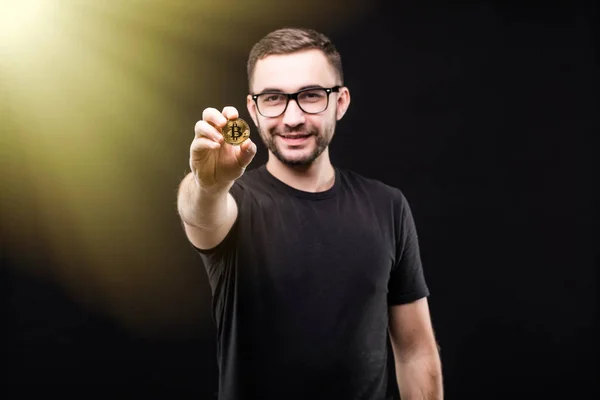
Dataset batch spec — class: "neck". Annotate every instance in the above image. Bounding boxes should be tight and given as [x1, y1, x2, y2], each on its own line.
[266, 149, 335, 193]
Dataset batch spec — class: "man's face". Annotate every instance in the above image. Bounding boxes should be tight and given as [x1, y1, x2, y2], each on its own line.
[247, 49, 350, 167]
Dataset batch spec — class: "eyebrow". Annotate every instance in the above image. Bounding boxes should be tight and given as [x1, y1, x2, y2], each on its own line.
[258, 85, 324, 93]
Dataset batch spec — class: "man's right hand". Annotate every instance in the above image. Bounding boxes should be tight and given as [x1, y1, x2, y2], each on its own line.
[190, 106, 257, 190]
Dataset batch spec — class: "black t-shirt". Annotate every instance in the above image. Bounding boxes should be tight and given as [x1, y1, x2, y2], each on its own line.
[194, 165, 429, 400]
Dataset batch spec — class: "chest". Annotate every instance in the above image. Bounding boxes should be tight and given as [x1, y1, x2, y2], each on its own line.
[236, 194, 395, 300]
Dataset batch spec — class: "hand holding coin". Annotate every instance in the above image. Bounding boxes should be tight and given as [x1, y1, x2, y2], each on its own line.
[191, 106, 256, 189]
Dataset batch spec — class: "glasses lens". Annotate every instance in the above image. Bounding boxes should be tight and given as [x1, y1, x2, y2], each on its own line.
[257, 93, 287, 117]
[298, 89, 328, 114]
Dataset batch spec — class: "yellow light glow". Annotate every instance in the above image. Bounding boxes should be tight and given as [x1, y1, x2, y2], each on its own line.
[2, 0, 376, 339]
[0, 0, 47, 43]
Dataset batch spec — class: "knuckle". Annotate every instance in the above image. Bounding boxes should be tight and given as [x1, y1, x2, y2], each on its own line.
[194, 120, 205, 133]
[194, 120, 214, 138]
[191, 137, 208, 151]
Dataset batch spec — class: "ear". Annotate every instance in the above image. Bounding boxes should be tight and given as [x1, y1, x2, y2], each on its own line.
[247, 94, 259, 127]
[335, 86, 351, 121]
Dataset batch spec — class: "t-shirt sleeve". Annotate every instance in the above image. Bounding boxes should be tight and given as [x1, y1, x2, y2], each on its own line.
[387, 192, 430, 305]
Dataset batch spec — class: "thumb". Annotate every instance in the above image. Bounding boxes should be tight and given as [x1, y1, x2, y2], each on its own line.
[236, 139, 257, 169]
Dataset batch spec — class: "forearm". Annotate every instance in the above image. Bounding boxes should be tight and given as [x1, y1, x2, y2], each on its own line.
[177, 172, 232, 230]
[395, 352, 443, 400]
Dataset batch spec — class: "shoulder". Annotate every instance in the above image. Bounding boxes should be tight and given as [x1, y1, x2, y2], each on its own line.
[337, 167, 407, 203]
[229, 165, 284, 209]
[233, 165, 266, 188]
[230, 165, 269, 197]
[337, 167, 415, 225]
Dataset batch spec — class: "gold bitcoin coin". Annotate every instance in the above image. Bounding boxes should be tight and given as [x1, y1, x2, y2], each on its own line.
[222, 118, 250, 146]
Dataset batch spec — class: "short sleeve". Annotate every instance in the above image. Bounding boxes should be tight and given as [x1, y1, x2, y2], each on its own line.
[387, 192, 430, 305]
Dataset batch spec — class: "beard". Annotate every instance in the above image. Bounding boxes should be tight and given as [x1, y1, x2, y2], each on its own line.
[257, 119, 335, 167]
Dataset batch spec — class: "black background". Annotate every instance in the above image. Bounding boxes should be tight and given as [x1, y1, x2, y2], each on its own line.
[2, 1, 596, 398]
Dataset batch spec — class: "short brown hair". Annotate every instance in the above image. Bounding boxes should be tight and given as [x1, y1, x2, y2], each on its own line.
[247, 27, 344, 91]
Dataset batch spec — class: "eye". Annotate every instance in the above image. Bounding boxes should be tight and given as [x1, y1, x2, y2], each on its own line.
[261, 93, 285, 103]
[299, 90, 325, 102]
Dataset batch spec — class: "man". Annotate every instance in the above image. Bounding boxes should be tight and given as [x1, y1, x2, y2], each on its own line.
[177, 27, 443, 400]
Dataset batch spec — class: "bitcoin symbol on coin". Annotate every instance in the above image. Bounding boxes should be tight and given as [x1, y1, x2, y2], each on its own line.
[231, 123, 242, 139]
[222, 118, 250, 145]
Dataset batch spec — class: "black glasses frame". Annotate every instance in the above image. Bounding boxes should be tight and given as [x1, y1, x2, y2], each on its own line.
[251, 86, 342, 117]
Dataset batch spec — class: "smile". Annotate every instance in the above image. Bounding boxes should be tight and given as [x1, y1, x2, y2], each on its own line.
[280, 134, 311, 138]
[279, 134, 311, 144]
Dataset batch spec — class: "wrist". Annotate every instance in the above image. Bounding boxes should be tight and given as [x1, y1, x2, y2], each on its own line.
[190, 172, 233, 197]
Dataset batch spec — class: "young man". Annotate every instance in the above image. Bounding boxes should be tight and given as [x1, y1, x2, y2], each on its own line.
[177, 27, 443, 400]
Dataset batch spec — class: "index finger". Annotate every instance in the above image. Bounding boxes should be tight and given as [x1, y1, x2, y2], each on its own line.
[222, 106, 239, 121]
[202, 107, 228, 129]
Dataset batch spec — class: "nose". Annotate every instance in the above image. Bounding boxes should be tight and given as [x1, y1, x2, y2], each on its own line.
[281, 98, 306, 128]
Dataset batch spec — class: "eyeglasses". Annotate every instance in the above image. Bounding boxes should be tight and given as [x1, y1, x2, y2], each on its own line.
[251, 86, 341, 118]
